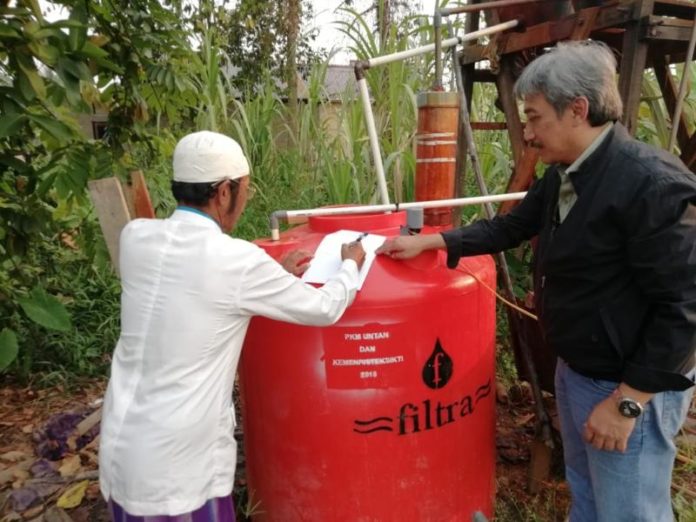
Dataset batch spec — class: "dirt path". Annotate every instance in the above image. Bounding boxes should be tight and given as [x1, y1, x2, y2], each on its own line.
[1, 379, 693, 521]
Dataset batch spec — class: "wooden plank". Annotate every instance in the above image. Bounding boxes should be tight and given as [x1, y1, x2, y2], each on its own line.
[459, 2, 638, 64]
[472, 68, 497, 83]
[681, 132, 696, 171]
[128, 170, 156, 218]
[619, 3, 654, 135]
[495, 55, 540, 215]
[654, 0, 696, 19]
[454, 85, 471, 224]
[648, 16, 695, 28]
[88, 178, 131, 275]
[653, 54, 691, 150]
[496, 57, 525, 170]
[471, 121, 508, 130]
[454, 2, 482, 210]
[645, 17, 696, 40]
[499, 147, 539, 215]
[650, 41, 696, 63]
[570, 6, 601, 40]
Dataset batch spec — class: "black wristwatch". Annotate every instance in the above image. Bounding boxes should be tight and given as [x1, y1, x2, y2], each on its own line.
[617, 396, 644, 418]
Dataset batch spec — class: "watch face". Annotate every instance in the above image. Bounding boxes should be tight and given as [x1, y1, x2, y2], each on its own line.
[619, 399, 643, 418]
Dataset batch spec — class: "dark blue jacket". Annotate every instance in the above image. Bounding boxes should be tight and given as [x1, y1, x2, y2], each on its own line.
[442, 123, 696, 393]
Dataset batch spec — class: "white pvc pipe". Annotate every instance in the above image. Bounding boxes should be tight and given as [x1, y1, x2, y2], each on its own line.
[357, 18, 520, 208]
[358, 77, 391, 205]
[366, 20, 519, 68]
[368, 37, 460, 68]
[270, 192, 527, 239]
[296, 191, 524, 217]
[288, 192, 526, 219]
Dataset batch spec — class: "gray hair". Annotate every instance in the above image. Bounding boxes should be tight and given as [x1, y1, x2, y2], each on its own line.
[514, 41, 623, 126]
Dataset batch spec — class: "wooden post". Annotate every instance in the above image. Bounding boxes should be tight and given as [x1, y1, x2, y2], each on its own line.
[653, 55, 691, 152]
[129, 171, 156, 219]
[88, 172, 156, 274]
[88, 178, 131, 275]
[680, 133, 696, 171]
[619, 0, 654, 135]
[495, 55, 539, 215]
[454, 1, 482, 226]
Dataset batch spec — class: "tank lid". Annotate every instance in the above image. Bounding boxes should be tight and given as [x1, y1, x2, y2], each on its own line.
[309, 210, 406, 234]
[417, 91, 460, 108]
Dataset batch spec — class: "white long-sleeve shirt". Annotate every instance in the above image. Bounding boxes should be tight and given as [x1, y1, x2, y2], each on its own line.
[99, 209, 359, 515]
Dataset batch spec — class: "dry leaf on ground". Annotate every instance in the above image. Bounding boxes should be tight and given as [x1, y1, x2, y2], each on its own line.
[56, 480, 89, 509]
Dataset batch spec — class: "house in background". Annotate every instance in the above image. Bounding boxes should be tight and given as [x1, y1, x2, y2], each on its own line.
[78, 64, 357, 141]
[77, 108, 109, 140]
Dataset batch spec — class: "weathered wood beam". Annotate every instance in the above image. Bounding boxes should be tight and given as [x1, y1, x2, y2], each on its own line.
[88, 178, 131, 275]
[472, 69, 497, 83]
[495, 56, 540, 215]
[454, 1, 482, 220]
[128, 170, 156, 219]
[680, 132, 696, 171]
[653, 54, 691, 151]
[654, 0, 696, 20]
[649, 42, 696, 64]
[496, 56, 525, 169]
[499, 147, 539, 215]
[459, 2, 638, 64]
[619, 1, 654, 135]
[471, 122, 508, 130]
[645, 16, 696, 41]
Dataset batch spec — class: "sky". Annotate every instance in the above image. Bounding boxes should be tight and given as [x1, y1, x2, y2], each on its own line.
[40, 0, 441, 65]
[310, 0, 438, 64]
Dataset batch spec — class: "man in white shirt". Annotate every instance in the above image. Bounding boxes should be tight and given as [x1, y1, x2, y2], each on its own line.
[99, 131, 365, 521]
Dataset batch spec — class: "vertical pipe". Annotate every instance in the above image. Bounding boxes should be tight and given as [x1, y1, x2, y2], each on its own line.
[434, 9, 443, 89]
[356, 68, 391, 205]
[452, 44, 553, 452]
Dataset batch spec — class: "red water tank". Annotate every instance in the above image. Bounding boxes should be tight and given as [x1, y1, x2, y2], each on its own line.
[239, 211, 497, 521]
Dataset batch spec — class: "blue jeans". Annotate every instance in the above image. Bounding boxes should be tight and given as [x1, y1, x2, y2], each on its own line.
[555, 359, 694, 522]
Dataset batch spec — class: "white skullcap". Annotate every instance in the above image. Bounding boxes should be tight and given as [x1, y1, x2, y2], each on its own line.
[173, 131, 250, 183]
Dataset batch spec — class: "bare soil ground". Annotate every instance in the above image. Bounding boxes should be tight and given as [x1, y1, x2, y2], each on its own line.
[1, 379, 694, 521]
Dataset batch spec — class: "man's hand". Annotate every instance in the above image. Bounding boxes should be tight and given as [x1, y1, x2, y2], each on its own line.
[583, 395, 636, 452]
[281, 249, 313, 277]
[375, 234, 445, 260]
[341, 241, 366, 270]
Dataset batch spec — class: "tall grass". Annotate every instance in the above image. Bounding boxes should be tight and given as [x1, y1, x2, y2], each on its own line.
[219, 2, 507, 243]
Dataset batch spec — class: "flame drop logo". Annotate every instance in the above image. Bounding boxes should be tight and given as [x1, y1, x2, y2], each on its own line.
[422, 339, 453, 389]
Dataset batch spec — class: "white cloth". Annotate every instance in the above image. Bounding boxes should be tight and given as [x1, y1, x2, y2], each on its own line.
[99, 209, 359, 515]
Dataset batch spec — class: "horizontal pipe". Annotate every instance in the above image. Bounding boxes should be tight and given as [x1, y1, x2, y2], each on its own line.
[441, 0, 552, 16]
[365, 19, 518, 68]
[367, 36, 460, 68]
[269, 192, 527, 239]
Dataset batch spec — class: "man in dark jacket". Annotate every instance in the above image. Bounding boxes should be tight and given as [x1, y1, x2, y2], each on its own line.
[377, 41, 695, 521]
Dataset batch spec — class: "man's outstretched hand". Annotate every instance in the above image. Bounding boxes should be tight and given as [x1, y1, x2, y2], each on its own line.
[375, 234, 445, 260]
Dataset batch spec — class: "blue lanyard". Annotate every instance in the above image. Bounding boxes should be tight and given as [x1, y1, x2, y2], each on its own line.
[177, 206, 219, 228]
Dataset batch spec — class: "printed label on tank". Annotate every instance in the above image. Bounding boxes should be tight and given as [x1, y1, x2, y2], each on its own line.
[323, 324, 407, 389]
[352, 379, 492, 436]
[422, 339, 453, 389]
